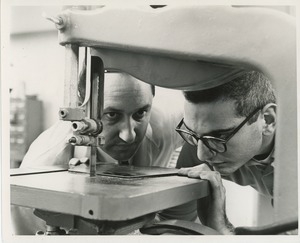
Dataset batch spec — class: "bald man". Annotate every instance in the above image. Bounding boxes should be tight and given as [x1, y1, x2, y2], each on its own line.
[12, 72, 184, 234]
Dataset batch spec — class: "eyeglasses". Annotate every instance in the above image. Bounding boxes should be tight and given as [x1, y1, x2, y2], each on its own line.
[175, 108, 261, 153]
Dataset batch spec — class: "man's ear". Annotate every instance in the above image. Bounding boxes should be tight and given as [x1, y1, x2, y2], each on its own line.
[261, 103, 276, 136]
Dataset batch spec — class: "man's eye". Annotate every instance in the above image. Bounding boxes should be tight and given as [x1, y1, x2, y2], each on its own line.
[104, 112, 119, 120]
[218, 134, 227, 139]
[212, 133, 229, 140]
[133, 110, 147, 120]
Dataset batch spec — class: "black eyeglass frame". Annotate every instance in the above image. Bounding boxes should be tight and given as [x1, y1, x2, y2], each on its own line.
[175, 108, 261, 153]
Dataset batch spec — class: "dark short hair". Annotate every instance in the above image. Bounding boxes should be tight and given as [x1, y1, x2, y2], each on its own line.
[183, 70, 276, 124]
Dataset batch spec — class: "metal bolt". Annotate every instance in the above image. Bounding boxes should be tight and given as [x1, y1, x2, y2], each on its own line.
[69, 158, 81, 166]
[42, 13, 65, 30]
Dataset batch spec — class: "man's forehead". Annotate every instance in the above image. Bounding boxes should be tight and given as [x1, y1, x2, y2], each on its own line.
[184, 100, 237, 117]
[104, 72, 152, 94]
[183, 100, 240, 131]
[103, 72, 153, 110]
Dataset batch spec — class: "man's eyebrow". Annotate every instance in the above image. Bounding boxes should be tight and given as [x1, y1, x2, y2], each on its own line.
[132, 104, 152, 114]
[184, 121, 235, 136]
[103, 104, 151, 113]
[135, 104, 151, 111]
[207, 127, 235, 136]
[103, 107, 122, 112]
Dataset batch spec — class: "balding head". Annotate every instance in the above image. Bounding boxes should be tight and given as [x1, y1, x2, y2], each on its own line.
[100, 72, 154, 161]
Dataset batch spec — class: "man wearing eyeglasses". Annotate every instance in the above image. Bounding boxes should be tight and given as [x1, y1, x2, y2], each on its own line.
[168, 70, 277, 234]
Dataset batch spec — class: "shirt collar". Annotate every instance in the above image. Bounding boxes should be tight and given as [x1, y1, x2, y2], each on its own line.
[144, 123, 160, 148]
[247, 146, 275, 167]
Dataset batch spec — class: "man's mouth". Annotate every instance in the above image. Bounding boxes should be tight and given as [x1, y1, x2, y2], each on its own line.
[207, 160, 225, 165]
[113, 144, 136, 150]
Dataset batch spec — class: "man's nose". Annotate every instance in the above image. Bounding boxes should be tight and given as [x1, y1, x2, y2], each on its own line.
[196, 140, 215, 161]
[119, 119, 136, 143]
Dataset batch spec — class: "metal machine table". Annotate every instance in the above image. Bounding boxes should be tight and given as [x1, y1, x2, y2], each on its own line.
[11, 165, 209, 222]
